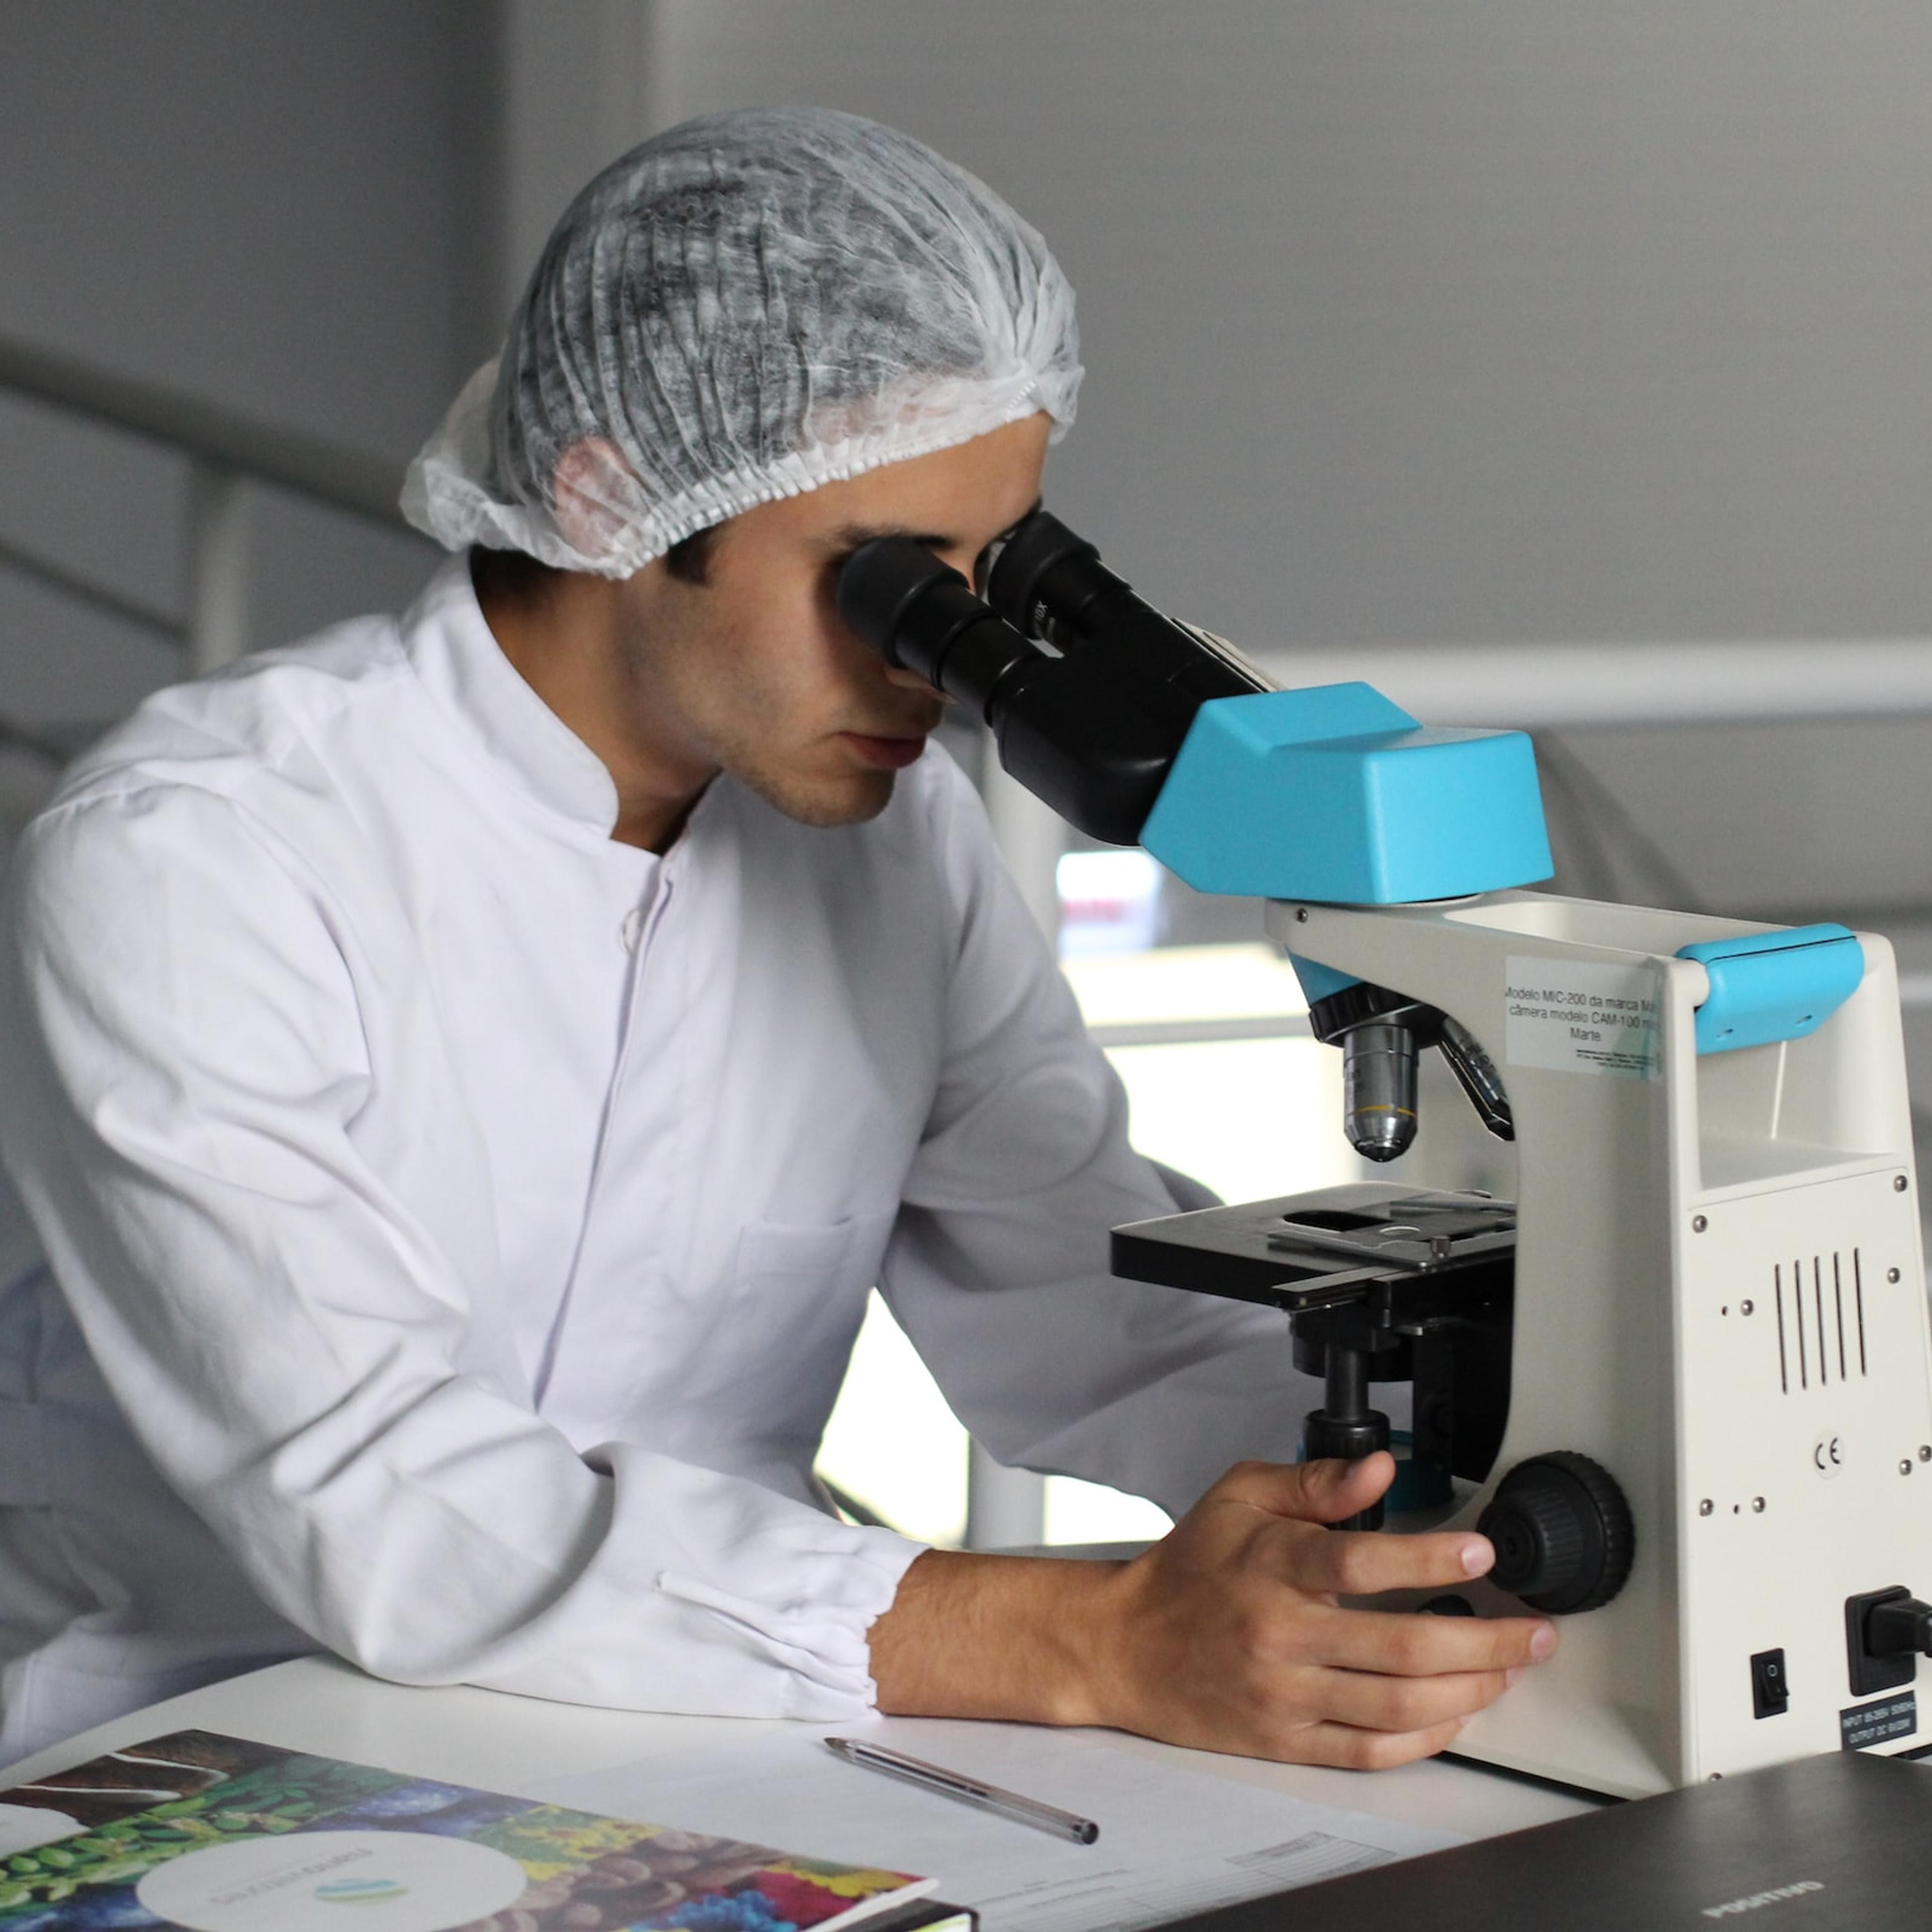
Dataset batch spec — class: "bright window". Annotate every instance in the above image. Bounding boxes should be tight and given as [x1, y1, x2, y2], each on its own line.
[817, 941, 1356, 1548]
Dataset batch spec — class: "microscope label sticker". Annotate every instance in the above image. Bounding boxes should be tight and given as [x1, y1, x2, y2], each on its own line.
[1839, 1691, 1916, 1751]
[1504, 957, 1660, 1080]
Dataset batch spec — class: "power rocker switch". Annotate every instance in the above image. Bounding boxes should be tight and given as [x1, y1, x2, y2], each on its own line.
[1845, 1587, 1932, 1698]
[1749, 1647, 1790, 1720]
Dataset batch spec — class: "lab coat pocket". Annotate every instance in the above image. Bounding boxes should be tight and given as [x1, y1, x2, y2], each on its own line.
[702, 1210, 897, 1442]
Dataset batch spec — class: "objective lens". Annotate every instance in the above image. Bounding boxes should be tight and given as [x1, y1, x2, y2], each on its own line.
[1437, 1015, 1514, 1142]
[1343, 1021, 1419, 1162]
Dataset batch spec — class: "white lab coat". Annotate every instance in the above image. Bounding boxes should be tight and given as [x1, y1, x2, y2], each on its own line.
[0, 561, 1311, 1765]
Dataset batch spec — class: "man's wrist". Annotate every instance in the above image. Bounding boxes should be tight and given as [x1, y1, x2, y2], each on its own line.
[868, 1547, 1129, 1727]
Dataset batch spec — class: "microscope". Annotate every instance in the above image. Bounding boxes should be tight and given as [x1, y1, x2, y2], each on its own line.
[839, 513, 1932, 1799]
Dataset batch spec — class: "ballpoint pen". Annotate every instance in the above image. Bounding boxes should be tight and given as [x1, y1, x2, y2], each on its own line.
[824, 1738, 1100, 1845]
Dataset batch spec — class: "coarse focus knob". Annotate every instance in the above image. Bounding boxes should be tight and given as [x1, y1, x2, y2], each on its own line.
[1476, 1451, 1635, 1615]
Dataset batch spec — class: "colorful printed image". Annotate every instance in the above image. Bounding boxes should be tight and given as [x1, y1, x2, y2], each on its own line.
[0, 1731, 922, 1932]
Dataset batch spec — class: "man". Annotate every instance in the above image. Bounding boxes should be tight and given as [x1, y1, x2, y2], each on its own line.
[0, 108, 1552, 1768]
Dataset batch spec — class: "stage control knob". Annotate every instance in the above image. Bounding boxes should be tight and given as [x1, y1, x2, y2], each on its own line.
[1476, 1451, 1635, 1615]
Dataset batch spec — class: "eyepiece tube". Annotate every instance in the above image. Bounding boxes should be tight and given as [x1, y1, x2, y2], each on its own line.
[836, 536, 1040, 718]
[982, 508, 1270, 700]
[980, 509, 1121, 653]
[1342, 1021, 1420, 1163]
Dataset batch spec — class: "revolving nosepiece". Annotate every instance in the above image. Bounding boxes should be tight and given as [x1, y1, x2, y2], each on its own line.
[1342, 1021, 1420, 1163]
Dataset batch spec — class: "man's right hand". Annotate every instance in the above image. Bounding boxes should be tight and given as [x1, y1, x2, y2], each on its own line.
[866, 1452, 1558, 1768]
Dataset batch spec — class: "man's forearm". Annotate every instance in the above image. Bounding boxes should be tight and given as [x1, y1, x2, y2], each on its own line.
[867, 1548, 1125, 1725]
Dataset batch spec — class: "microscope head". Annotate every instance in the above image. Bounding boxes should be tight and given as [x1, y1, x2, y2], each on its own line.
[837, 507, 1552, 1165]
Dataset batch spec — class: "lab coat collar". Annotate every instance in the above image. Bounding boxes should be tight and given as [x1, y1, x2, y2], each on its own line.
[402, 557, 626, 838]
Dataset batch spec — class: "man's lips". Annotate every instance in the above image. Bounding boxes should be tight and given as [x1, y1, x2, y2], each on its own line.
[841, 730, 930, 771]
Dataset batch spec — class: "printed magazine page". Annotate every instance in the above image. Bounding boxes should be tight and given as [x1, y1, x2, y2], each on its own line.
[0, 1729, 942, 1932]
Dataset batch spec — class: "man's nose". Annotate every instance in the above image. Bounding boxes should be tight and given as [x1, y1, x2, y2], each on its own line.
[880, 658, 947, 702]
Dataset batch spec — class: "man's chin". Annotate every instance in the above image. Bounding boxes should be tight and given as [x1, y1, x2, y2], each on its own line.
[738, 765, 898, 830]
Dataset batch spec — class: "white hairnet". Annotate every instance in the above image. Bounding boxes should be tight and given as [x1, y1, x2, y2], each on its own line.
[403, 106, 1081, 578]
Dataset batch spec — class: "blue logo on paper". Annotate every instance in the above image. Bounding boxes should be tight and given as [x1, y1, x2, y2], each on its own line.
[313, 1877, 409, 1905]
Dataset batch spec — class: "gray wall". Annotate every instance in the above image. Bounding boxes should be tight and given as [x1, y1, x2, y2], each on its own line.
[0, 0, 481, 737]
[655, 1, 1932, 652]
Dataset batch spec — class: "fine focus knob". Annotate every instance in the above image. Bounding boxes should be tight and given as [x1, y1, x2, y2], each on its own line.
[1476, 1451, 1635, 1615]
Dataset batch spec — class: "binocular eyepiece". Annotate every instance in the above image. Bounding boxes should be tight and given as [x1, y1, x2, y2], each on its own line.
[836, 509, 1267, 847]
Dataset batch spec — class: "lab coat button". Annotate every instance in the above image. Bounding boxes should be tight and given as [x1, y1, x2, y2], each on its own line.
[620, 908, 646, 952]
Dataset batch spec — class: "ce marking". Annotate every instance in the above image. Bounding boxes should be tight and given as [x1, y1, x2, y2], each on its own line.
[1812, 1433, 1845, 1479]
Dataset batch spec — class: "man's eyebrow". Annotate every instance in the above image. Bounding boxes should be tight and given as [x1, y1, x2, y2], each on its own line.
[826, 522, 952, 552]
[827, 498, 1043, 557]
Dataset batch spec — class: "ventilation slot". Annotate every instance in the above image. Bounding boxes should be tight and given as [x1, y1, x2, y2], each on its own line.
[1773, 1251, 1867, 1394]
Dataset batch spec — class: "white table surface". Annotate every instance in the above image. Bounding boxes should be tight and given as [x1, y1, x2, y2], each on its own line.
[0, 1653, 1600, 1850]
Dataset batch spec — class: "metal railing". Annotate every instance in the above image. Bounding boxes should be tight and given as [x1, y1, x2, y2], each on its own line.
[1254, 636, 1932, 733]
[0, 332, 425, 686]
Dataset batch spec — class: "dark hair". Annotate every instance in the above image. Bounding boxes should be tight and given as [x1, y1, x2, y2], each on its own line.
[467, 524, 720, 605]
[664, 524, 721, 583]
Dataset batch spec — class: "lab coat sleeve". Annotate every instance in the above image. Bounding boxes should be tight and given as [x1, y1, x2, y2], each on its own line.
[880, 761, 1326, 1520]
[0, 785, 921, 1717]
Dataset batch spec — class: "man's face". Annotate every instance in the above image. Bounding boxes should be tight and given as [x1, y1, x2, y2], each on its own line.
[611, 413, 1053, 830]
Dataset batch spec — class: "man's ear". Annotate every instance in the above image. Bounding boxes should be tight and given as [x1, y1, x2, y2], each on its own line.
[551, 438, 642, 563]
